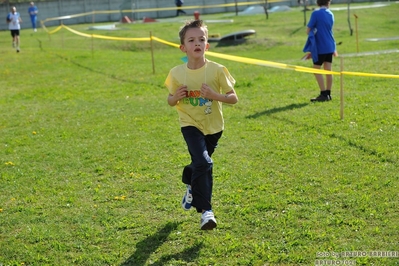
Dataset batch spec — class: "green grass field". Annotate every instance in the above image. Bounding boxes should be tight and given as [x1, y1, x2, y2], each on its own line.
[1, 2, 399, 265]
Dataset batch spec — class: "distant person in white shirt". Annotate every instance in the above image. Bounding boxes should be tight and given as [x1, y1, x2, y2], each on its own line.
[7, 6, 22, 53]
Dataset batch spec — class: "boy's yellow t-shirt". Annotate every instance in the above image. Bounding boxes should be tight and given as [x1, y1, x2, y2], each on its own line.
[165, 60, 235, 135]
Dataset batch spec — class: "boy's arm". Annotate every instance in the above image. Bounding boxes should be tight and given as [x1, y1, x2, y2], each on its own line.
[217, 89, 238, 104]
[168, 94, 178, 106]
[167, 85, 187, 106]
[200, 85, 238, 104]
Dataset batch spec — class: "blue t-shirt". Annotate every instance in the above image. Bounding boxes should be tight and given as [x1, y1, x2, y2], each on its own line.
[28, 6, 38, 17]
[307, 7, 335, 54]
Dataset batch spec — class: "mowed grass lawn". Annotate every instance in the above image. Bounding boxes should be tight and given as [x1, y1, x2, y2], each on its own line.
[1, 2, 399, 265]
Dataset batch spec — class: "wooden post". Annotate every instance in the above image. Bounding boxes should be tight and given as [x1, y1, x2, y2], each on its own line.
[303, 0, 307, 26]
[91, 34, 94, 58]
[340, 57, 344, 120]
[150, 31, 155, 74]
[354, 14, 359, 53]
[235, 0, 238, 16]
[61, 22, 64, 49]
[45, 20, 51, 41]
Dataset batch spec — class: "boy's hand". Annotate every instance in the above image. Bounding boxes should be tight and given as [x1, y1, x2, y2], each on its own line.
[200, 83, 215, 99]
[174, 85, 188, 101]
[168, 85, 187, 106]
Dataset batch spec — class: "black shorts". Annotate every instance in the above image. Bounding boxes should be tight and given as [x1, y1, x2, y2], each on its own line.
[313, 53, 333, 66]
[10, 30, 20, 37]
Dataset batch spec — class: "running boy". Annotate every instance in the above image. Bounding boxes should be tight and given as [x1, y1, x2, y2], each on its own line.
[165, 20, 238, 230]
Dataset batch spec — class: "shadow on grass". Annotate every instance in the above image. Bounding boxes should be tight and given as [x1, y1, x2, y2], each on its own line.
[290, 26, 305, 37]
[51, 53, 139, 84]
[149, 241, 203, 266]
[245, 103, 309, 119]
[329, 133, 396, 164]
[265, 110, 396, 164]
[121, 221, 203, 266]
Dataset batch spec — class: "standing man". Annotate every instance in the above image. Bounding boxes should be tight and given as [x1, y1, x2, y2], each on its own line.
[28, 2, 38, 32]
[7, 6, 22, 53]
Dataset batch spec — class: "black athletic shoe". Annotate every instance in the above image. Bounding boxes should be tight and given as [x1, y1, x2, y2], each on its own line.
[311, 94, 331, 102]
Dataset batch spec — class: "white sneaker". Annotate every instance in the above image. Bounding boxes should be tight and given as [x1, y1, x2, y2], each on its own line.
[34, 28, 37, 32]
[12, 42, 15, 48]
[200, 210, 217, 230]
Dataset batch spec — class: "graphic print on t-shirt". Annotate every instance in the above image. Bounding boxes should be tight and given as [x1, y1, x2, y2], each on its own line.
[182, 90, 213, 115]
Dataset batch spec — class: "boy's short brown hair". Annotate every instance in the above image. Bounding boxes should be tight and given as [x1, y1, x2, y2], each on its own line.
[317, 0, 330, 6]
[179, 20, 208, 44]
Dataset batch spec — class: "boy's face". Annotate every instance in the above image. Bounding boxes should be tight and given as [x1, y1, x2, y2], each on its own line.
[180, 27, 209, 59]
